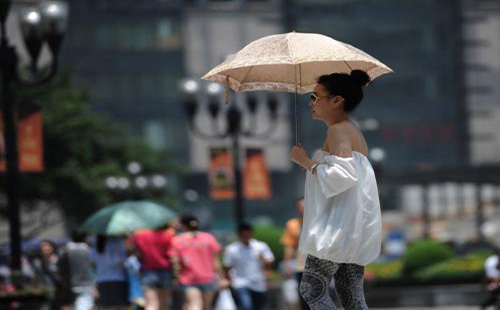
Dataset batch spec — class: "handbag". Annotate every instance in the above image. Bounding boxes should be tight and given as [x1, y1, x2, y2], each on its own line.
[282, 278, 299, 303]
[214, 288, 236, 310]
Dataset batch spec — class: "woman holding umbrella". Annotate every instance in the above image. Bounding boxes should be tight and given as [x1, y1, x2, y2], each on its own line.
[290, 70, 382, 310]
[202, 31, 391, 310]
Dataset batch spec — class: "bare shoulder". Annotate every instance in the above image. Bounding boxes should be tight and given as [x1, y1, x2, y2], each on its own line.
[326, 123, 353, 157]
[330, 121, 368, 156]
[327, 122, 352, 141]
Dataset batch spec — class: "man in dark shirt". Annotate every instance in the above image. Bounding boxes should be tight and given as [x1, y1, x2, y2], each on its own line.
[58, 231, 95, 310]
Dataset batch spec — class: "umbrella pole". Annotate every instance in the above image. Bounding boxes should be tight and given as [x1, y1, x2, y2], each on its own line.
[224, 76, 230, 104]
[294, 65, 298, 145]
[294, 91, 298, 145]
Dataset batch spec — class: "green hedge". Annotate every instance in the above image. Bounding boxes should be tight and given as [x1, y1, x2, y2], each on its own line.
[402, 240, 453, 276]
[254, 225, 284, 266]
[415, 251, 492, 281]
[365, 260, 402, 282]
[365, 251, 492, 286]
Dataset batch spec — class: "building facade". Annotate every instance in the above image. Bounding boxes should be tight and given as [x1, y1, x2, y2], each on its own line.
[60, 0, 187, 159]
[463, 0, 500, 165]
[57, 0, 475, 228]
[291, 0, 466, 170]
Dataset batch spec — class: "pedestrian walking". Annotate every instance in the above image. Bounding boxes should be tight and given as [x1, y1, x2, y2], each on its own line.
[131, 223, 174, 310]
[31, 240, 62, 310]
[124, 252, 146, 309]
[481, 247, 500, 310]
[223, 223, 274, 310]
[58, 231, 95, 310]
[290, 70, 382, 310]
[169, 214, 224, 310]
[92, 235, 130, 310]
[281, 198, 308, 310]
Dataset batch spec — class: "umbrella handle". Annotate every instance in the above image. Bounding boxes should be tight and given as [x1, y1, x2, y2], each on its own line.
[224, 76, 230, 104]
[294, 65, 299, 145]
[294, 91, 298, 145]
[295, 65, 305, 171]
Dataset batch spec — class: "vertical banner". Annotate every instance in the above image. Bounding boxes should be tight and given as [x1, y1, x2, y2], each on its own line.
[244, 148, 272, 200]
[0, 101, 44, 172]
[209, 147, 234, 200]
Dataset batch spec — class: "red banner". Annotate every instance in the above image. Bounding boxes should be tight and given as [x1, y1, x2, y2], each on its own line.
[0, 101, 44, 172]
[244, 148, 272, 200]
[209, 148, 234, 200]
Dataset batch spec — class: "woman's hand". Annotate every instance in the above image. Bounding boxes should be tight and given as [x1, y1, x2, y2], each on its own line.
[290, 143, 315, 170]
[219, 277, 231, 289]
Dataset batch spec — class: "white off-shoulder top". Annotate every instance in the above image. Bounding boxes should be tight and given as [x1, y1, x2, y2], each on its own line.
[299, 150, 382, 266]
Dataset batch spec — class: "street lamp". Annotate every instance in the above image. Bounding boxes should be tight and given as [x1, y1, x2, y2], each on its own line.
[182, 79, 278, 226]
[0, 0, 68, 273]
[105, 162, 168, 200]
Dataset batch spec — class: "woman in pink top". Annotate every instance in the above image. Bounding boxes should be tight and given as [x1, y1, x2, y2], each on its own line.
[169, 215, 223, 310]
[131, 225, 174, 310]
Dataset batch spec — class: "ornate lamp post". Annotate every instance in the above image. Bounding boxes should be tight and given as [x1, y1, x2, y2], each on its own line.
[182, 79, 278, 226]
[0, 0, 69, 272]
[105, 161, 168, 200]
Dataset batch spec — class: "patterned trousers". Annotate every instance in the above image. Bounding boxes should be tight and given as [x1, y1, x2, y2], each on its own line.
[299, 255, 368, 310]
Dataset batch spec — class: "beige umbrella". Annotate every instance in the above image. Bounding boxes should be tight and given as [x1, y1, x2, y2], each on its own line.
[202, 32, 393, 143]
[202, 32, 393, 94]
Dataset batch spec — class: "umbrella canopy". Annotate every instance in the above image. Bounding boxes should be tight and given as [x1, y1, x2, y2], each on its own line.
[81, 200, 177, 235]
[202, 32, 393, 94]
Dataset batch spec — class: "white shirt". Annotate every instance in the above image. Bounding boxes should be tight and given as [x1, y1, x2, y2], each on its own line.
[299, 150, 382, 266]
[485, 255, 500, 279]
[224, 239, 275, 292]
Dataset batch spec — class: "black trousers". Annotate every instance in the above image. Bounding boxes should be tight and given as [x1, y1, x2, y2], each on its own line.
[296, 272, 311, 310]
[481, 286, 499, 310]
[299, 255, 367, 310]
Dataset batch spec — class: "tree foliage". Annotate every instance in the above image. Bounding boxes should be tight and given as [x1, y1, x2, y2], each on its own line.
[0, 73, 183, 225]
[254, 225, 284, 266]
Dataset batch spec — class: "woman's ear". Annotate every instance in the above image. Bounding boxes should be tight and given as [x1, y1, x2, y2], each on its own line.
[331, 96, 344, 109]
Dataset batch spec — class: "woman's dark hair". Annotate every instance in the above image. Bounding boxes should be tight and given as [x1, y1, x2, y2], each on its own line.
[96, 234, 107, 254]
[317, 70, 370, 113]
[71, 230, 87, 243]
[180, 214, 199, 231]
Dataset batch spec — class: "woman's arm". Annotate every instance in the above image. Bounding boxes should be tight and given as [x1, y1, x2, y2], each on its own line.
[214, 253, 230, 288]
[290, 143, 317, 170]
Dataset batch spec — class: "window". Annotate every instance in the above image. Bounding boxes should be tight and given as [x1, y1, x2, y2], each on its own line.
[144, 121, 167, 150]
[161, 75, 181, 101]
[76, 19, 182, 52]
[155, 19, 182, 50]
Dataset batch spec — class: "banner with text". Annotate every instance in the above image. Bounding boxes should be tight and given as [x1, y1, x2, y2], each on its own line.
[209, 147, 234, 200]
[243, 148, 272, 200]
[0, 101, 44, 172]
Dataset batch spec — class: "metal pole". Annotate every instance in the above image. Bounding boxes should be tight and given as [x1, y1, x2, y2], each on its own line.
[475, 183, 484, 241]
[422, 184, 430, 239]
[232, 133, 244, 227]
[452, 0, 470, 165]
[282, 0, 294, 32]
[0, 44, 22, 272]
[458, 183, 466, 216]
[0, 0, 66, 275]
